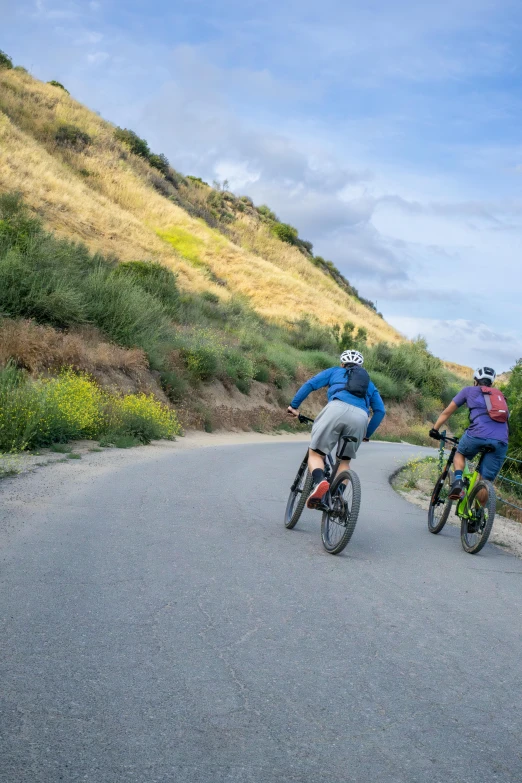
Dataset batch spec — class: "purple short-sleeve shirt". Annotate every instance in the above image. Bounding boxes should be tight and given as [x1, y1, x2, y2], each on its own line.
[453, 386, 509, 443]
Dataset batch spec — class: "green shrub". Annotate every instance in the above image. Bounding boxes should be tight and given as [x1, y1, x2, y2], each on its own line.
[503, 360, 522, 452]
[82, 268, 172, 352]
[160, 370, 189, 403]
[13, 66, 28, 74]
[223, 349, 255, 393]
[102, 392, 180, 444]
[115, 261, 179, 317]
[201, 291, 219, 305]
[368, 371, 402, 401]
[257, 204, 278, 221]
[148, 152, 170, 176]
[55, 124, 92, 148]
[0, 50, 13, 70]
[0, 247, 88, 327]
[114, 127, 150, 158]
[254, 364, 270, 383]
[0, 192, 43, 252]
[287, 316, 337, 353]
[186, 175, 208, 187]
[0, 365, 180, 452]
[48, 80, 69, 93]
[271, 222, 298, 244]
[365, 338, 450, 400]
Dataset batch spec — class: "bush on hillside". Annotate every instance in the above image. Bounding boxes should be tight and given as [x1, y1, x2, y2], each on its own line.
[287, 316, 337, 354]
[0, 191, 43, 251]
[114, 127, 150, 158]
[186, 175, 208, 187]
[55, 124, 91, 148]
[332, 321, 368, 353]
[271, 222, 298, 245]
[48, 80, 69, 93]
[0, 50, 13, 69]
[365, 338, 450, 400]
[0, 193, 173, 352]
[503, 360, 522, 452]
[0, 365, 180, 451]
[257, 204, 278, 221]
[115, 261, 179, 317]
[149, 152, 170, 176]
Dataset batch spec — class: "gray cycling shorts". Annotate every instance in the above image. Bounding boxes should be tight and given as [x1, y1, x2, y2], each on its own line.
[309, 400, 369, 460]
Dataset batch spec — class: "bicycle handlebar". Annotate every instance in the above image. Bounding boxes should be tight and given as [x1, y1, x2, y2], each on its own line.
[298, 413, 315, 425]
[435, 433, 459, 445]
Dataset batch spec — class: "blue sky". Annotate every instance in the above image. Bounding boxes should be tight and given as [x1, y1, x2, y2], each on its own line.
[3, 0, 522, 370]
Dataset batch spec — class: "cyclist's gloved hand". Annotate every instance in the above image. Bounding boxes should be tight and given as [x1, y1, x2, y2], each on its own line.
[429, 428, 441, 440]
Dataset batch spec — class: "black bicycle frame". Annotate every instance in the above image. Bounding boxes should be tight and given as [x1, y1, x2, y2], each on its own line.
[290, 412, 356, 493]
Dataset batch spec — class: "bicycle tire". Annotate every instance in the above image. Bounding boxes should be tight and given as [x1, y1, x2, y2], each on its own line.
[321, 470, 361, 555]
[284, 464, 313, 529]
[428, 471, 454, 534]
[460, 479, 496, 554]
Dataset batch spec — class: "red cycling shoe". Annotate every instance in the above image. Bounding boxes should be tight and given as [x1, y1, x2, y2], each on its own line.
[306, 480, 330, 509]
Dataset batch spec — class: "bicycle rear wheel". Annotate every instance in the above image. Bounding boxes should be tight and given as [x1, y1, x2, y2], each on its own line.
[284, 456, 313, 529]
[460, 480, 496, 554]
[321, 470, 361, 555]
[428, 471, 453, 534]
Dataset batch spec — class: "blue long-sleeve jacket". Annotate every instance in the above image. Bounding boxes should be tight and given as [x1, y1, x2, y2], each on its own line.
[290, 366, 386, 438]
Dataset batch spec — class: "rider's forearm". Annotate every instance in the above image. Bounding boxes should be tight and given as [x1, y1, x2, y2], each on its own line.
[289, 381, 314, 410]
[433, 402, 458, 431]
[366, 409, 385, 438]
[433, 412, 450, 430]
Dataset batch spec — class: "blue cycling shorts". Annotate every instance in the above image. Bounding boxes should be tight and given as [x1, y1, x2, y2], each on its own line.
[457, 432, 508, 481]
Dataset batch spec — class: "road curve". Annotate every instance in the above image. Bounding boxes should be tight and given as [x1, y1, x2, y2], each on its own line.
[1, 440, 522, 783]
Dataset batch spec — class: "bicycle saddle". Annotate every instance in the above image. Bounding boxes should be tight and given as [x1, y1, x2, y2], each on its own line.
[479, 445, 496, 454]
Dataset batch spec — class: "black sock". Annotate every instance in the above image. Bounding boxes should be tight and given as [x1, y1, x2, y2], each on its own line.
[312, 468, 325, 484]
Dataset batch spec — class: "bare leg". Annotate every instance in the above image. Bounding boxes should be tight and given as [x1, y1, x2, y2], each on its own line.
[307, 449, 325, 474]
[339, 459, 351, 474]
[454, 453, 465, 472]
[477, 478, 488, 506]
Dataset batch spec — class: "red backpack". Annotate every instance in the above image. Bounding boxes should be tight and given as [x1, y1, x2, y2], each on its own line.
[480, 387, 509, 423]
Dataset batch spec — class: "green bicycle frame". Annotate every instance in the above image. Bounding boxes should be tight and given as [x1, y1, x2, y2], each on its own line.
[456, 461, 480, 519]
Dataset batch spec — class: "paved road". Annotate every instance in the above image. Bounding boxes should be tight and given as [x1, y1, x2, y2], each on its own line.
[1, 440, 522, 783]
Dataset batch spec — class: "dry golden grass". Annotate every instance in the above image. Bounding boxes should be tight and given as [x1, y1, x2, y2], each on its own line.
[443, 361, 473, 380]
[0, 318, 147, 376]
[0, 68, 403, 343]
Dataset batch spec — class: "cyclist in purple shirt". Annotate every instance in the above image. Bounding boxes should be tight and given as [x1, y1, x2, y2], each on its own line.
[430, 366, 508, 499]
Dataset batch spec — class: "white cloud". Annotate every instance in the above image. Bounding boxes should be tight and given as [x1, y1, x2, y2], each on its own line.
[389, 316, 521, 370]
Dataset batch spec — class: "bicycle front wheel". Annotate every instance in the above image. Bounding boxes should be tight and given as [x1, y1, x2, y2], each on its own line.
[284, 457, 313, 530]
[428, 471, 453, 534]
[460, 480, 496, 554]
[321, 470, 361, 555]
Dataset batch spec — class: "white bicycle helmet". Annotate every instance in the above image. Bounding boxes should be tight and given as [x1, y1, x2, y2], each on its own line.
[340, 349, 364, 366]
[474, 366, 496, 384]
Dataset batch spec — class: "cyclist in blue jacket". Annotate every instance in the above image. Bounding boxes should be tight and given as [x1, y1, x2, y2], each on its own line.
[288, 349, 386, 508]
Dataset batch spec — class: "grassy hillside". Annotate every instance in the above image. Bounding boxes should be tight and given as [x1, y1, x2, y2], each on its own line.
[0, 59, 470, 450]
[0, 66, 399, 343]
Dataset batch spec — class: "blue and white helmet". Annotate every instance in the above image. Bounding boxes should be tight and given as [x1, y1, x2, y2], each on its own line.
[340, 349, 364, 366]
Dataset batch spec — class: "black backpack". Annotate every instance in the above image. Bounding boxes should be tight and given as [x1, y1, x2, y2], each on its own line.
[345, 366, 370, 398]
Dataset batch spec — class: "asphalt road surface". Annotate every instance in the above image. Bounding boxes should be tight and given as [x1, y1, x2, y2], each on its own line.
[1, 440, 522, 783]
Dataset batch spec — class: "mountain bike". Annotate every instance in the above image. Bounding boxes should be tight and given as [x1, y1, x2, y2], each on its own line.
[284, 414, 361, 555]
[428, 433, 497, 554]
